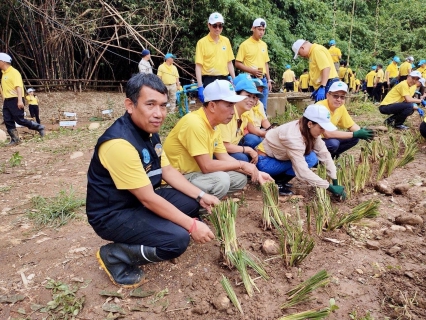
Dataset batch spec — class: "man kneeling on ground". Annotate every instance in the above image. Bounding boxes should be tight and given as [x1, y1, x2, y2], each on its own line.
[163, 79, 273, 199]
[317, 81, 374, 158]
[86, 73, 219, 288]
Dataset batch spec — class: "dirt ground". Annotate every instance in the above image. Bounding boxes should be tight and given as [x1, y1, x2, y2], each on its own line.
[0, 91, 426, 320]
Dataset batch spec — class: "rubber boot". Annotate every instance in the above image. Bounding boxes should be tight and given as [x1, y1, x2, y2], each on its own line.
[7, 129, 20, 146]
[97, 243, 163, 288]
[272, 173, 295, 196]
[29, 122, 45, 137]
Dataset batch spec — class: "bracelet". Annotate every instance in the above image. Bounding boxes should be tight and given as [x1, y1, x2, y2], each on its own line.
[242, 146, 245, 153]
[188, 218, 198, 235]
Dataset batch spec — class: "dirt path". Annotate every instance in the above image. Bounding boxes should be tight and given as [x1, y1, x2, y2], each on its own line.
[0, 92, 425, 319]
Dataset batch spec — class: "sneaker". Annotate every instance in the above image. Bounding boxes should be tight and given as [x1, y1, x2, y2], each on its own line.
[37, 125, 45, 137]
[278, 184, 293, 196]
[383, 117, 395, 126]
[394, 124, 409, 130]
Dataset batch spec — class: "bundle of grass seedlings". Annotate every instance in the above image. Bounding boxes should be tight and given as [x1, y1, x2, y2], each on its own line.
[398, 132, 418, 168]
[328, 199, 380, 231]
[273, 207, 315, 267]
[279, 298, 338, 320]
[281, 270, 330, 309]
[210, 200, 268, 296]
[220, 275, 243, 315]
[261, 181, 282, 230]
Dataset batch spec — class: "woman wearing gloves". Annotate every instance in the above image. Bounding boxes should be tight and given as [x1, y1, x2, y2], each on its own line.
[317, 81, 374, 158]
[256, 104, 345, 198]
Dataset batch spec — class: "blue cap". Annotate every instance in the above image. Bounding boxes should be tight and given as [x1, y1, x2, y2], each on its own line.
[418, 59, 426, 66]
[329, 39, 336, 45]
[164, 53, 176, 60]
[141, 49, 150, 56]
[412, 63, 415, 68]
[371, 66, 377, 70]
[252, 78, 267, 88]
[393, 56, 401, 63]
[285, 64, 291, 69]
[233, 73, 252, 87]
[235, 79, 263, 98]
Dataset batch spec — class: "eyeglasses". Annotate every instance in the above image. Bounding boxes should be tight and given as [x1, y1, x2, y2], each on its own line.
[210, 23, 223, 29]
[330, 94, 346, 100]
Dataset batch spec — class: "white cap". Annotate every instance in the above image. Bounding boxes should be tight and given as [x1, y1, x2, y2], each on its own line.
[303, 104, 337, 131]
[407, 56, 414, 61]
[409, 70, 422, 78]
[0, 53, 12, 63]
[208, 12, 224, 24]
[252, 18, 266, 28]
[292, 39, 306, 59]
[27, 88, 35, 93]
[328, 81, 348, 93]
[419, 78, 425, 87]
[204, 80, 247, 103]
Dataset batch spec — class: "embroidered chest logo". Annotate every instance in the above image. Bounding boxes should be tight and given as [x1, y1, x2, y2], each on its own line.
[222, 46, 226, 51]
[154, 143, 163, 157]
[142, 148, 151, 164]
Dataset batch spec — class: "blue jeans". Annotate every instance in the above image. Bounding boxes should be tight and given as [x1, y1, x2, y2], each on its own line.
[256, 151, 318, 177]
[259, 77, 268, 112]
[323, 137, 359, 158]
[241, 134, 263, 149]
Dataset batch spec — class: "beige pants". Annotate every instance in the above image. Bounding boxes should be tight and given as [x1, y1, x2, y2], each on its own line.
[165, 83, 177, 110]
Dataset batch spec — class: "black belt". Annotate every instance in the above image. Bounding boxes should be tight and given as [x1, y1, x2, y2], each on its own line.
[4, 97, 18, 101]
[251, 75, 266, 79]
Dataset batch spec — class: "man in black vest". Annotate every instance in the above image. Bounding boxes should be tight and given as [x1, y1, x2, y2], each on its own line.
[86, 73, 218, 288]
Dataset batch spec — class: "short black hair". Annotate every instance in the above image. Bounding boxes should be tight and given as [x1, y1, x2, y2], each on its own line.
[126, 73, 168, 104]
[303, 69, 308, 72]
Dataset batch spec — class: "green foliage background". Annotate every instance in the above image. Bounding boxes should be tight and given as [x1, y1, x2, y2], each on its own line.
[1, 0, 425, 83]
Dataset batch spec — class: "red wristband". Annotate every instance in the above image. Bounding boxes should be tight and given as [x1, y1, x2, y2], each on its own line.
[188, 218, 198, 235]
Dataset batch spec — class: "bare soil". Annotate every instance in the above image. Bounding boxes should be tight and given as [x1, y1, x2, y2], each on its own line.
[1, 91, 426, 320]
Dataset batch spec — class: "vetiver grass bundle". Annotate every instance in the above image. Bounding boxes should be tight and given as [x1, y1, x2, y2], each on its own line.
[328, 199, 380, 231]
[210, 199, 239, 267]
[398, 132, 418, 168]
[354, 147, 370, 193]
[279, 298, 338, 320]
[272, 207, 315, 267]
[281, 270, 330, 309]
[261, 181, 282, 230]
[220, 275, 243, 315]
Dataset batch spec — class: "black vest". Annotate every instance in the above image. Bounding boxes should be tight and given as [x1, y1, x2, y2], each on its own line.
[86, 112, 163, 228]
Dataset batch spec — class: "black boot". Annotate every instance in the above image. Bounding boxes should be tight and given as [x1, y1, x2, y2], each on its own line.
[29, 122, 45, 137]
[97, 243, 163, 288]
[7, 129, 20, 146]
[272, 173, 295, 196]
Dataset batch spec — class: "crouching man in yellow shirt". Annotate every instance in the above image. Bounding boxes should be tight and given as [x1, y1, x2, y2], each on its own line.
[317, 81, 374, 158]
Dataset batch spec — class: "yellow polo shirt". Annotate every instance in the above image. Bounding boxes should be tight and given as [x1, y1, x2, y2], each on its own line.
[242, 101, 266, 128]
[365, 70, 376, 87]
[417, 66, 426, 79]
[235, 37, 270, 74]
[317, 99, 355, 130]
[328, 46, 342, 63]
[157, 62, 179, 85]
[1, 66, 24, 99]
[282, 69, 295, 82]
[307, 43, 338, 90]
[25, 95, 38, 105]
[99, 139, 169, 189]
[385, 62, 399, 79]
[376, 69, 385, 83]
[218, 106, 250, 145]
[300, 74, 309, 89]
[294, 80, 299, 92]
[195, 34, 235, 76]
[399, 61, 411, 76]
[381, 80, 417, 105]
[163, 108, 227, 174]
[338, 67, 353, 83]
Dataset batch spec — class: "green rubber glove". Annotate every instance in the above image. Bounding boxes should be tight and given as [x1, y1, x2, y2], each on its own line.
[332, 179, 339, 186]
[327, 184, 347, 200]
[353, 128, 374, 141]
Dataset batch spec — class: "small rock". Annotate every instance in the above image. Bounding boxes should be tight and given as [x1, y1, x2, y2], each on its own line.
[404, 272, 414, 279]
[192, 301, 210, 315]
[88, 122, 100, 130]
[390, 225, 406, 232]
[405, 225, 414, 233]
[395, 214, 423, 226]
[70, 151, 84, 159]
[213, 295, 230, 311]
[356, 269, 364, 274]
[358, 277, 365, 284]
[366, 240, 380, 250]
[374, 182, 392, 195]
[0, 129, 7, 142]
[361, 220, 379, 228]
[393, 183, 410, 195]
[285, 273, 293, 279]
[386, 246, 401, 255]
[261, 239, 279, 255]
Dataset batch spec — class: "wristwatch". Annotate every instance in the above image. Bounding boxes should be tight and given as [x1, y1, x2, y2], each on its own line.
[196, 191, 205, 202]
